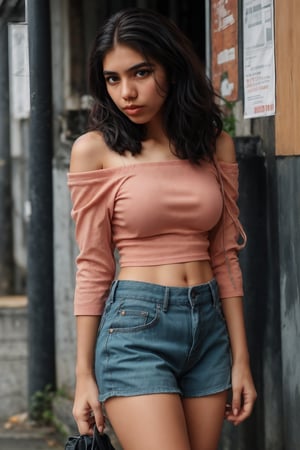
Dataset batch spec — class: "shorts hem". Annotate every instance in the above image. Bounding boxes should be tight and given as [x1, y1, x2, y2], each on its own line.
[182, 382, 232, 398]
[99, 382, 231, 402]
[99, 387, 181, 403]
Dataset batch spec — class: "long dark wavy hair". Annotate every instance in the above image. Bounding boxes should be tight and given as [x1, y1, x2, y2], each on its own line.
[88, 8, 223, 163]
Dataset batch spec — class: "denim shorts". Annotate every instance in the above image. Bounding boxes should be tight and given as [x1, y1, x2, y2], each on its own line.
[95, 279, 231, 403]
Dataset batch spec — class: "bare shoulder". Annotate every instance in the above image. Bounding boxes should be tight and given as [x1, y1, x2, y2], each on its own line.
[215, 131, 236, 163]
[69, 131, 109, 173]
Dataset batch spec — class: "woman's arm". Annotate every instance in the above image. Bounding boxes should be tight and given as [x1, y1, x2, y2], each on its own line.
[73, 316, 104, 434]
[69, 132, 111, 434]
[222, 297, 257, 425]
[214, 132, 257, 424]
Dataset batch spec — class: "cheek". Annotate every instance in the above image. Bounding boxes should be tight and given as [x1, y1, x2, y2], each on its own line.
[107, 89, 122, 109]
[107, 87, 116, 102]
[152, 91, 168, 110]
[153, 86, 169, 107]
[154, 72, 169, 96]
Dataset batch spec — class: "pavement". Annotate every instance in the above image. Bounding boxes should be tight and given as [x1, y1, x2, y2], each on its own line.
[0, 410, 121, 450]
[0, 415, 64, 450]
[0, 438, 62, 450]
[0, 400, 121, 450]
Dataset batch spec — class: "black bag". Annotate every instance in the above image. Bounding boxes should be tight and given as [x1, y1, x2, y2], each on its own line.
[65, 426, 115, 450]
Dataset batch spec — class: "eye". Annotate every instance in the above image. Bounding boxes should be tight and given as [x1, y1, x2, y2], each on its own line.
[105, 75, 119, 85]
[135, 69, 152, 78]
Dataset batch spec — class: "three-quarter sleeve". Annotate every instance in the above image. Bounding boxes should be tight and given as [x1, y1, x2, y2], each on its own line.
[208, 160, 246, 299]
[68, 171, 116, 315]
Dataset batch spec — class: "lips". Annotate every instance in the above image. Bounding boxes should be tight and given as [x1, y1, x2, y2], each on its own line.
[123, 105, 143, 115]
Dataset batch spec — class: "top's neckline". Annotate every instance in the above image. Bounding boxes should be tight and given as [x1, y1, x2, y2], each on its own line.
[67, 157, 237, 179]
[68, 158, 191, 177]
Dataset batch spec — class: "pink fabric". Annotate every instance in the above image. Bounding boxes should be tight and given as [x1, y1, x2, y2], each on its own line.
[68, 159, 245, 315]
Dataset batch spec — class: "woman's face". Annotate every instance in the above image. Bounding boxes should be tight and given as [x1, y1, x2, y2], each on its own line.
[103, 44, 169, 127]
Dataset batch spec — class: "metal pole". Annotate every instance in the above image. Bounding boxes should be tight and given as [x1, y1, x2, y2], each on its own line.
[0, 23, 14, 295]
[27, 0, 56, 399]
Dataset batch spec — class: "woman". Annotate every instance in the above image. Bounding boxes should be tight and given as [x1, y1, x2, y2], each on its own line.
[68, 8, 257, 450]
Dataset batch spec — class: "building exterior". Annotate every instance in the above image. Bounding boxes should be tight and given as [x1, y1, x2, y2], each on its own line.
[0, 0, 299, 448]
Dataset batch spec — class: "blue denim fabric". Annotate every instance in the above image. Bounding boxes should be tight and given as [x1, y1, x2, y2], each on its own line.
[95, 279, 231, 402]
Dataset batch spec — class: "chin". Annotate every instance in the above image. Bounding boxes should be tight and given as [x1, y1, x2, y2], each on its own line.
[127, 116, 149, 125]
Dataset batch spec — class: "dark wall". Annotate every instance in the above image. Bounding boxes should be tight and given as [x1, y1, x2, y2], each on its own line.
[156, 0, 206, 62]
[253, 118, 284, 450]
[228, 124, 300, 450]
[237, 138, 268, 450]
[219, 136, 284, 450]
[277, 156, 300, 449]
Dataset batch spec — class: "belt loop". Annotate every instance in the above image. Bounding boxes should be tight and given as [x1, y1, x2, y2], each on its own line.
[109, 280, 119, 303]
[162, 287, 170, 312]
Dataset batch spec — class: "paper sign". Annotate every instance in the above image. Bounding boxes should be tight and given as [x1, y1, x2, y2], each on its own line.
[243, 0, 275, 118]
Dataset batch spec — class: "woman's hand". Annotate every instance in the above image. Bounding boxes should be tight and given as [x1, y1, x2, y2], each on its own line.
[225, 361, 257, 426]
[72, 374, 105, 435]
[221, 297, 257, 425]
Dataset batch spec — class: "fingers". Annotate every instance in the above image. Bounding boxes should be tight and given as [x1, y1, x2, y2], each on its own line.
[92, 401, 106, 434]
[73, 376, 105, 436]
[226, 362, 257, 426]
[73, 407, 93, 435]
[226, 402, 253, 425]
[225, 387, 257, 426]
[76, 417, 94, 436]
[231, 386, 241, 417]
[73, 401, 105, 435]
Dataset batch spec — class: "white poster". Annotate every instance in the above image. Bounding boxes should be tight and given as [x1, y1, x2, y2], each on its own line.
[9, 23, 30, 119]
[243, 0, 275, 118]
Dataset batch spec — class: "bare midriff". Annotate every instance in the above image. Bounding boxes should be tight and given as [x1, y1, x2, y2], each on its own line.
[118, 260, 213, 287]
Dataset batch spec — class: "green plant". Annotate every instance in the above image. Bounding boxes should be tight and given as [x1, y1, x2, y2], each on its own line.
[29, 384, 54, 425]
[220, 97, 237, 137]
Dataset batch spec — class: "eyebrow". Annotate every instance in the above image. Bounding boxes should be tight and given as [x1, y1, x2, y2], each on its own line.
[103, 61, 154, 76]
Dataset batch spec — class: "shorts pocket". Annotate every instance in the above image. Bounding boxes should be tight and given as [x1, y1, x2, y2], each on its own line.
[108, 299, 160, 333]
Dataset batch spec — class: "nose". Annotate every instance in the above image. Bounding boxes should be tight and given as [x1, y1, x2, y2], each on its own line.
[121, 79, 137, 101]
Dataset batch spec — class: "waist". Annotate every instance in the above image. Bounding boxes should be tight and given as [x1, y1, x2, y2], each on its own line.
[109, 278, 218, 305]
[118, 260, 213, 287]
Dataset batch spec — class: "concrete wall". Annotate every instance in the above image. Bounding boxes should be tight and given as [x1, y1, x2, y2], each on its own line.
[50, 0, 84, 394]
[0, 299, 28, 418]
[10, 120, 29, 293]
[53, 161, 77, 394]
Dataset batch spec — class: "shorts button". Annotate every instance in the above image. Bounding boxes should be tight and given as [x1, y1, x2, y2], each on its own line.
[109, 328, 114, 333]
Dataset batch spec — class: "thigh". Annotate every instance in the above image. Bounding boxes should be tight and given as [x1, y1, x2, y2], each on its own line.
[182, 391, 227, 450]
[105, 394, 191, 450]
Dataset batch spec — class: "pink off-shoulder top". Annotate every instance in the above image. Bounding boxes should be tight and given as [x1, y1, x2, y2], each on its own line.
[68, 158, 246, 315]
